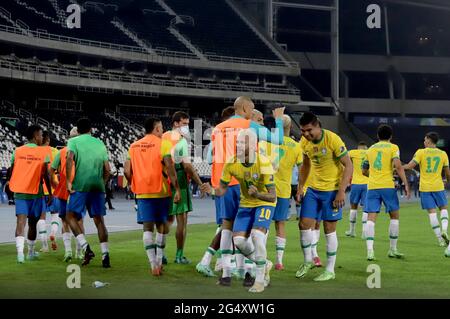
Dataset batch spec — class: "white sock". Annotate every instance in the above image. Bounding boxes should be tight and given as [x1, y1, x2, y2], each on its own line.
[275, 236, 286, 265]
[362, 212, 368, 236]
[311, 230, 320, 258]
[37, 220, 48, 248]
[143, 231, 156, 268]
[235, 251, 245, 273]
[265, 229, 269, 246]
[366, 220, 375, 251]
[220, 229, 233, 278]
[349, 209, 357, 233]
[244, 257, 255, 275]
[251, 229, 267, 284]
[50, 214, 60, 238]
[62, 232, 72, 253]
[389, 219, 399, 250]
[429, 213, 442, 239]
[100, 242, 109, 259]
[16, 236, 25, 256]
[27, 239, 36, 256]
[300, 229, 313, 263]
[76, 236, 82, 255]
[325, 232, 338, 273]
[76, 234, 88, 251]
[200, 247, 216, 267]
[234, 236, 255, 260]
[441, 209, 449, 233]
[156, 232, 165, 267]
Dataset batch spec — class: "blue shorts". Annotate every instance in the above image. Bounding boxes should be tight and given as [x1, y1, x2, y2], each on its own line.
[233, 205, 274, 233]
[300, 188, 342, 222]
[420, 191, 448, 210]
[54, 198, 68, 218]
[350, 184, 367, 206]
[214, 196, 223, 225]
[221, 185, 240, 221]
[273, 197, 290, 221]
[365, 188, 399, 213]
[137, 198, 170, 224]
[15, 198, 43, 219]
[42, 195, 56, 213]
[67, 192, 106, 220]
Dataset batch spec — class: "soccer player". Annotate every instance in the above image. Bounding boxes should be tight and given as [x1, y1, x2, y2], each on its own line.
[9, 125, 53, 263]
[37, 131, 60, 252]
[50, 127, 84, 262]
[213, 129, 275, 293]
[402, 132, 450, 247]
[295, 112, 353, 281]
[125, 117, 181, 276]
[362, 124, 410, 261]
[211, 96, 284, 287]
[196, 106, 235, 277]
[163, 111, 210, 264]
[65, 118, 112, 267]
[345, 142, 369, 238]
[259, 115, 302, 271]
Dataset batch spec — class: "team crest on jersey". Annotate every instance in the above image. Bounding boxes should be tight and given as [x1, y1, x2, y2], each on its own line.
[313, 147, 318, 153]
[244, 172, 251, 179]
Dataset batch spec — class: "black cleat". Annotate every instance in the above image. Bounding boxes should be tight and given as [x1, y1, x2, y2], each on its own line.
[81, 245, 95, 266]
[243, 272, 255, 287]
[216, 276, 232, 287]
[102, 253, 111, 268]
[162, 255, 168, 265]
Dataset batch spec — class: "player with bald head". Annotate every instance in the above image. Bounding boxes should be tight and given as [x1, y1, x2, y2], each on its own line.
[210, 97, 285, 287]
[259, 114, 303, 270]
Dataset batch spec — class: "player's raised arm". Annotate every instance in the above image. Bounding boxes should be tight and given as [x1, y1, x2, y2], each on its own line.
[394, 158, 410, 199]
[249, 107, 285, 145]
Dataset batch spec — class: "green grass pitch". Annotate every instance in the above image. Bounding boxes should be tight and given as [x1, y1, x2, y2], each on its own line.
[0, 202, 449, 299]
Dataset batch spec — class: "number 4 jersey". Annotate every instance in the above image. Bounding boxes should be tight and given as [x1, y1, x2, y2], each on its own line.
[412, 148, 449, 192]
[364, 141, 400, 190]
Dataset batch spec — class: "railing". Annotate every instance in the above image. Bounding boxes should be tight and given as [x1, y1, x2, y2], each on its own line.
[1, 100, 16, 112]
[18, 108, 33, 121]
[0, 58, 301, 95]
[36, 116, 50, 128]
[0, 23, 299, 68]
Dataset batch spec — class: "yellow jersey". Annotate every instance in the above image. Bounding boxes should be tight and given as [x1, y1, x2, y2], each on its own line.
[127, 139, 173, 199]
[413, 148, 449, 192]
[300, 129, 348, 191]
[259, 136, 302, 199]
[349, 149, 369, 185]
[221, 154, 276, 208]
[364, 141, 399, 190]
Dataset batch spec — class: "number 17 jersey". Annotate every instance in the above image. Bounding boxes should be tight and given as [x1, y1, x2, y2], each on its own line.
[364, 141, 400, 190]
[413, 148, 449, 192]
